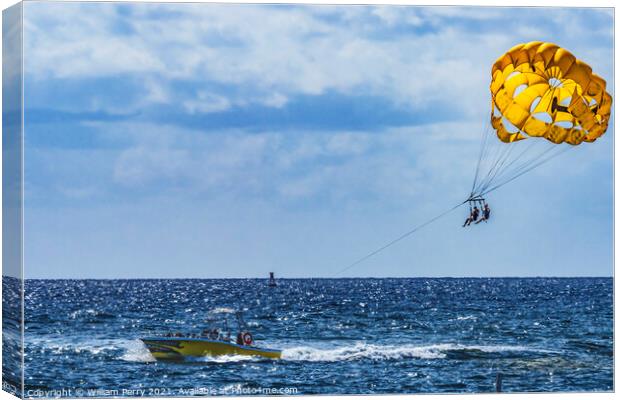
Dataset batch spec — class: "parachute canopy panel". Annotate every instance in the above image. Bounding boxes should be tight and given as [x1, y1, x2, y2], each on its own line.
[490, 41, 612, 145]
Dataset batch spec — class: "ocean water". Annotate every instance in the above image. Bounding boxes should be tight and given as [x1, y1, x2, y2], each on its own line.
[9, 278, 614, 396]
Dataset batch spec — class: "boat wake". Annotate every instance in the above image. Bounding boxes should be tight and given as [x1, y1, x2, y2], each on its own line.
[119, 340, 156, 362]
[186, 354, 258, 363]
[28, 336, 555, 364]
[281, 343, 554, 362]
[117, 341, 556, 363]
[27, 337, 156, 363]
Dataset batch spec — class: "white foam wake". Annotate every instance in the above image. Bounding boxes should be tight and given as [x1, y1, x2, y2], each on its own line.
[192, 354, 257, 363]
[281, 343, 547, 362]
[27, 336, 156, 362]
[28, 335, 551, 364]
[118, 340, 156, 362]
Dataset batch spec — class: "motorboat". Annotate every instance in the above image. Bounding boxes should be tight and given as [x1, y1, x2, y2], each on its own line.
[140, 310, 281, 360]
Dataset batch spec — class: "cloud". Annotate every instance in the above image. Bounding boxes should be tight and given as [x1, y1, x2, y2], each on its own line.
[21, 4, 614, 208]
[23, 3, 613, 123]
[183, 91, 231, 114]
[261, 92, 288, 108]
[24, 119, 479, 210]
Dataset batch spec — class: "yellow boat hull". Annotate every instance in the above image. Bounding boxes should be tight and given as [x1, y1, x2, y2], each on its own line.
[141, 337, 281, 360]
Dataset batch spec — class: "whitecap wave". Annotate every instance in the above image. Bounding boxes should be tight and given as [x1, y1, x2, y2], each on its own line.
[209, 307, 236, 315]
[456, 315, 477, 321]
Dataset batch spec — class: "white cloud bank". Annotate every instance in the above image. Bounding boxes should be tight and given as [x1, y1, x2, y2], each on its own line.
[24, 4, 613, 119]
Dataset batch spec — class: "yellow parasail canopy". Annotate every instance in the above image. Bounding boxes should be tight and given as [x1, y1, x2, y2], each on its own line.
[490, 41, 612, 145]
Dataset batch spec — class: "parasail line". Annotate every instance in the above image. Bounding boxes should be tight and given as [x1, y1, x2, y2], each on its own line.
[474, 142, 512, 196]
[480, 140, 537, 188]
[334, 201, 468, 276]
[495, 144, 558, 182]
[470, 120, 492, 197]
[476, 143, 516, 195]
[481, 145, 573, 197]
[485, 143, 565, 192]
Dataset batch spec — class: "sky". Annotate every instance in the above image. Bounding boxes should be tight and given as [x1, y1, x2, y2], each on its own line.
[20, 2, 614, 279]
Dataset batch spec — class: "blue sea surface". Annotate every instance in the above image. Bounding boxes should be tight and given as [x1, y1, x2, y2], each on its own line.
[17, 278, 613, 396]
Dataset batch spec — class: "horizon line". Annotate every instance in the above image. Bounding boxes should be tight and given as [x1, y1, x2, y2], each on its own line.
[3, 275, 614, 281]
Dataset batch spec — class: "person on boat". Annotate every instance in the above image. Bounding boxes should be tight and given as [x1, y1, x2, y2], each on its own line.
[236, 332, 244, 345]
[476, 203, 491, 224]
[463, 206, 479, 227]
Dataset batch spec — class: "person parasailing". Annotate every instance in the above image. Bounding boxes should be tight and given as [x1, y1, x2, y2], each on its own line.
[462, 205, 480, 227]
[464, 42, 612, 228]
[475, 203, 491, 224]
